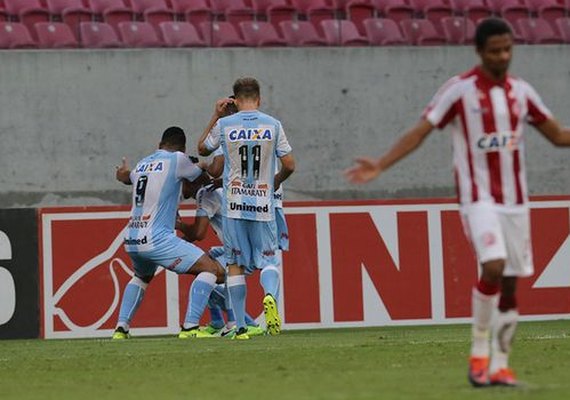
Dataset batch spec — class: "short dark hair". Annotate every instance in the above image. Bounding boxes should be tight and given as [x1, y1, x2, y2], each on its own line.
[160, 126, 186, 147]
[233, 77, 260, 100]
[475, 18, 512, 50]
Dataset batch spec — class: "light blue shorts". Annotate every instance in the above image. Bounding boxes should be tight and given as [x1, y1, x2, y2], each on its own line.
[127, 235, 205, 278]
[276, 207, 289, 251]
[222, 217, 278, 274]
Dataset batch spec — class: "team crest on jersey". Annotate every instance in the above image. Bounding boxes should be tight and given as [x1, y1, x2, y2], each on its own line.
[135, 161, 164, 173]
[477, 131, 520, 152]
[228, 128, 273, 142]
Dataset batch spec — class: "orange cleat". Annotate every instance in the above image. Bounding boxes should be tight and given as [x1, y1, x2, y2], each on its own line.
[468, 356, 490, 387]
[490, 368, 518, 387]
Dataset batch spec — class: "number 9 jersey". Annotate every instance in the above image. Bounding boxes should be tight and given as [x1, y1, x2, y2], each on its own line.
[203, 110, 292, 222]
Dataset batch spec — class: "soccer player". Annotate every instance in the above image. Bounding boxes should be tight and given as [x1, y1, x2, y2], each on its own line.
[345, 18, 570, 387]
[198, 78, 295, 340]
[113, 126, 225, 340]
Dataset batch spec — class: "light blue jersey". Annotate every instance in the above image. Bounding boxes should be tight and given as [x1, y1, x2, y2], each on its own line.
[125, 149, 202, 253]
[204, 110, 292, 222]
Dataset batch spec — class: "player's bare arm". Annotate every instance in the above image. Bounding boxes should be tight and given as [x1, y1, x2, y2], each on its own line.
[176, 216, 210, 242]
[207, 154, 224, 178]
[344, 119, 434, 184]
[115, 157, 132, 185]
[197, 98, 234, 156]
[274, 153, 295, 190]
[535, 118, 570, 146]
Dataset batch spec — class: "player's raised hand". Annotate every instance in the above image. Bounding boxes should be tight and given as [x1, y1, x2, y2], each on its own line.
[214, 97, 233, 117]
[115, 157, 132, 185]
[344, 157, 383, 184]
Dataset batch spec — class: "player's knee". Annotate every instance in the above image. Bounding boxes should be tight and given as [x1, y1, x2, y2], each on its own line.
[481, 259, 505, 283]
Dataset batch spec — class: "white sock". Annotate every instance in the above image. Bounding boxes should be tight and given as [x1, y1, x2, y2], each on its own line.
[490, 309, 518, 373]
[471, 288, 499, 358]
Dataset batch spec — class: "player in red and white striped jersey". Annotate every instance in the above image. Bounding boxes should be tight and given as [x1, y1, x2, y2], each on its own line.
[345, 18, 570, 387]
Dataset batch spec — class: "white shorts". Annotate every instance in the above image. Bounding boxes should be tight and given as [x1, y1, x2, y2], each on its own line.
[460, 203, 533, 277]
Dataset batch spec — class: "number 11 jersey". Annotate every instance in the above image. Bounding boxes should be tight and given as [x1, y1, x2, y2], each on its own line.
[204, 110, 292, 222]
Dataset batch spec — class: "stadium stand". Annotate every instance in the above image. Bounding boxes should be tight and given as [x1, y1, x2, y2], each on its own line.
[199, 20, 246, 46]
[170, 0, 212, 27]
[126, 0, 174, 27]
[117, 21, 164, 47]
[0, 22, 37, 48]
[555, 17, 570, 42]
[159, 21, 207, 46]
[450, 0, 493, 24]
[320, 19, 369, 45]
[4, 0, 50, 38]
[409, 0, 453, 33]
[279, 19, 328, 45]
[47, 0, 93, 40]
[487, 0, 531, 27]
[372, 0, 414, 24]
[80, 21, 123, 47]
[35, 21, 79, 48]
[252, 0, 296, 29]
[210, 0, 256, 30]
[517, 17, 565, 43]
[291, 0, 336, 34]
[525, 0, 567, 27]
[441, 16, 475, 44]
[363, 17, 409, 45]
[400, 18, 446, 45]
[240, 20, 288, 46]
[88, 0, 134, 33]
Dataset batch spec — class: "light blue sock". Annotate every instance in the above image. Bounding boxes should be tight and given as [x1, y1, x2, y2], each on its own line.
[245, 313, 257, 326]
[226, 308, 236, 324]
[227, 275, 247, 330]
[183, 272, 217, 328]
[260, 266, 280, 300]
[208, 306, 225, 329]
[117, 277, 148, 330]
[208, 285, 227, 328]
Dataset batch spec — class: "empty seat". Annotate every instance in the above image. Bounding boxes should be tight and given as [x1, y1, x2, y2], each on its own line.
[252, 0, 296, 28]
[88, 0, 134, 33]
[343, 0, 376, 35]
[240, 20, 287, 46]
[524, 0, 567, 27]
[291, 0, 336, 34]
[0, 22, 37, 48]
[126, 0, 174, 27]
[400, 19, 446, 45]
[80, 21, 123, 47]
[35, 22, 79, 48]
[409, 0, 453, 33]
[363, 17, 408, 45]
[517, 17, 564, 43]
[47, 0, 93, 40]
[170, 0, 212, 27]
[555, 17, 570, 43]
[450, 0, 492, 24]
[441, 16, 475, 44]
[159, 21, 206, 46]
[371, 0, 414, 24]
[4, 0, 50, 38]
[199, 21, 246, 46]
[279, 19, 328, 45]
[487, 0, 530, 28]
[117, 21, 163, 47]
[320, 19, 370, 46]
[210, 0, 256, 29]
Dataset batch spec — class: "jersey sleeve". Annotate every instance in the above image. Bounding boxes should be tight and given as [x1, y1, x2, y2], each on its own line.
[275, 122, 292, 158]
[211, 146, 224, 157]
[523, 82, 552, 126]
[203, 121, 221, 151]
[422, 77, 460, 129]
[196, 187, 220, 219]
[175, 152, 202, 182]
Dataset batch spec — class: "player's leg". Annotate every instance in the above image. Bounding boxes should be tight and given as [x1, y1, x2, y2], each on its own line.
[113, 253, 156, 339]
[223, 217, 250, 340]
[489, 210, 532, 386]
[252, 219, 281, 335]
[462, 204, 506, 386]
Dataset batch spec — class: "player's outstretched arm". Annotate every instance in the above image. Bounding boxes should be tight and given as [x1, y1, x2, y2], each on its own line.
[207, 154, 224, 178]
[176, 216, 210, 242]
[344, 119, 434, 184]
[115, 157, 132, 185]
[535, 118, 570, 146]
[275, 153, 295, 190]
[197, 98, 233, 156]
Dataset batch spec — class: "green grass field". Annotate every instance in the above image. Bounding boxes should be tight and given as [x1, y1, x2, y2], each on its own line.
[1, 321, 569, 400]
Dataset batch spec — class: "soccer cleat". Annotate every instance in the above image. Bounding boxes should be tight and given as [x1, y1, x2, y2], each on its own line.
[178, 326, 215, 339]
[220, 326, 236, 337]
[230, 327, 250, 340]
[490, 368, 518, 387]
[263, 294, 281, 335]
[112, 326, 130, 340]
[202, 324, 224, 336]
[247, 325, 266, 337]
[468, 356, 490, 387]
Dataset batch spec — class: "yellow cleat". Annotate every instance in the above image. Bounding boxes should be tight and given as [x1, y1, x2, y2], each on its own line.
[263, 294, 281, 335]
[178, 326, 215, 339]
[246, 325, 266, 337]
[231, 327, 250, 340]
[111, 327, 131, 340]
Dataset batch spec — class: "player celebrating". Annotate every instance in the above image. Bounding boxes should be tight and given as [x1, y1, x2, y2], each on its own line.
[198, 78, 295, 340]
[113, 126, 225, 340]
[345, 18, 570, 387]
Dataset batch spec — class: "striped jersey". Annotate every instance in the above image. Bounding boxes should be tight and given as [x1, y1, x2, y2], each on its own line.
[204, 110, 292, 221]
[124, 150, 202, 252]
[423, 67, 551, 208]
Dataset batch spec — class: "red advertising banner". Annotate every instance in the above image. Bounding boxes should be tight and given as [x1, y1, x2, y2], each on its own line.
[39, 198, 570, 339]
